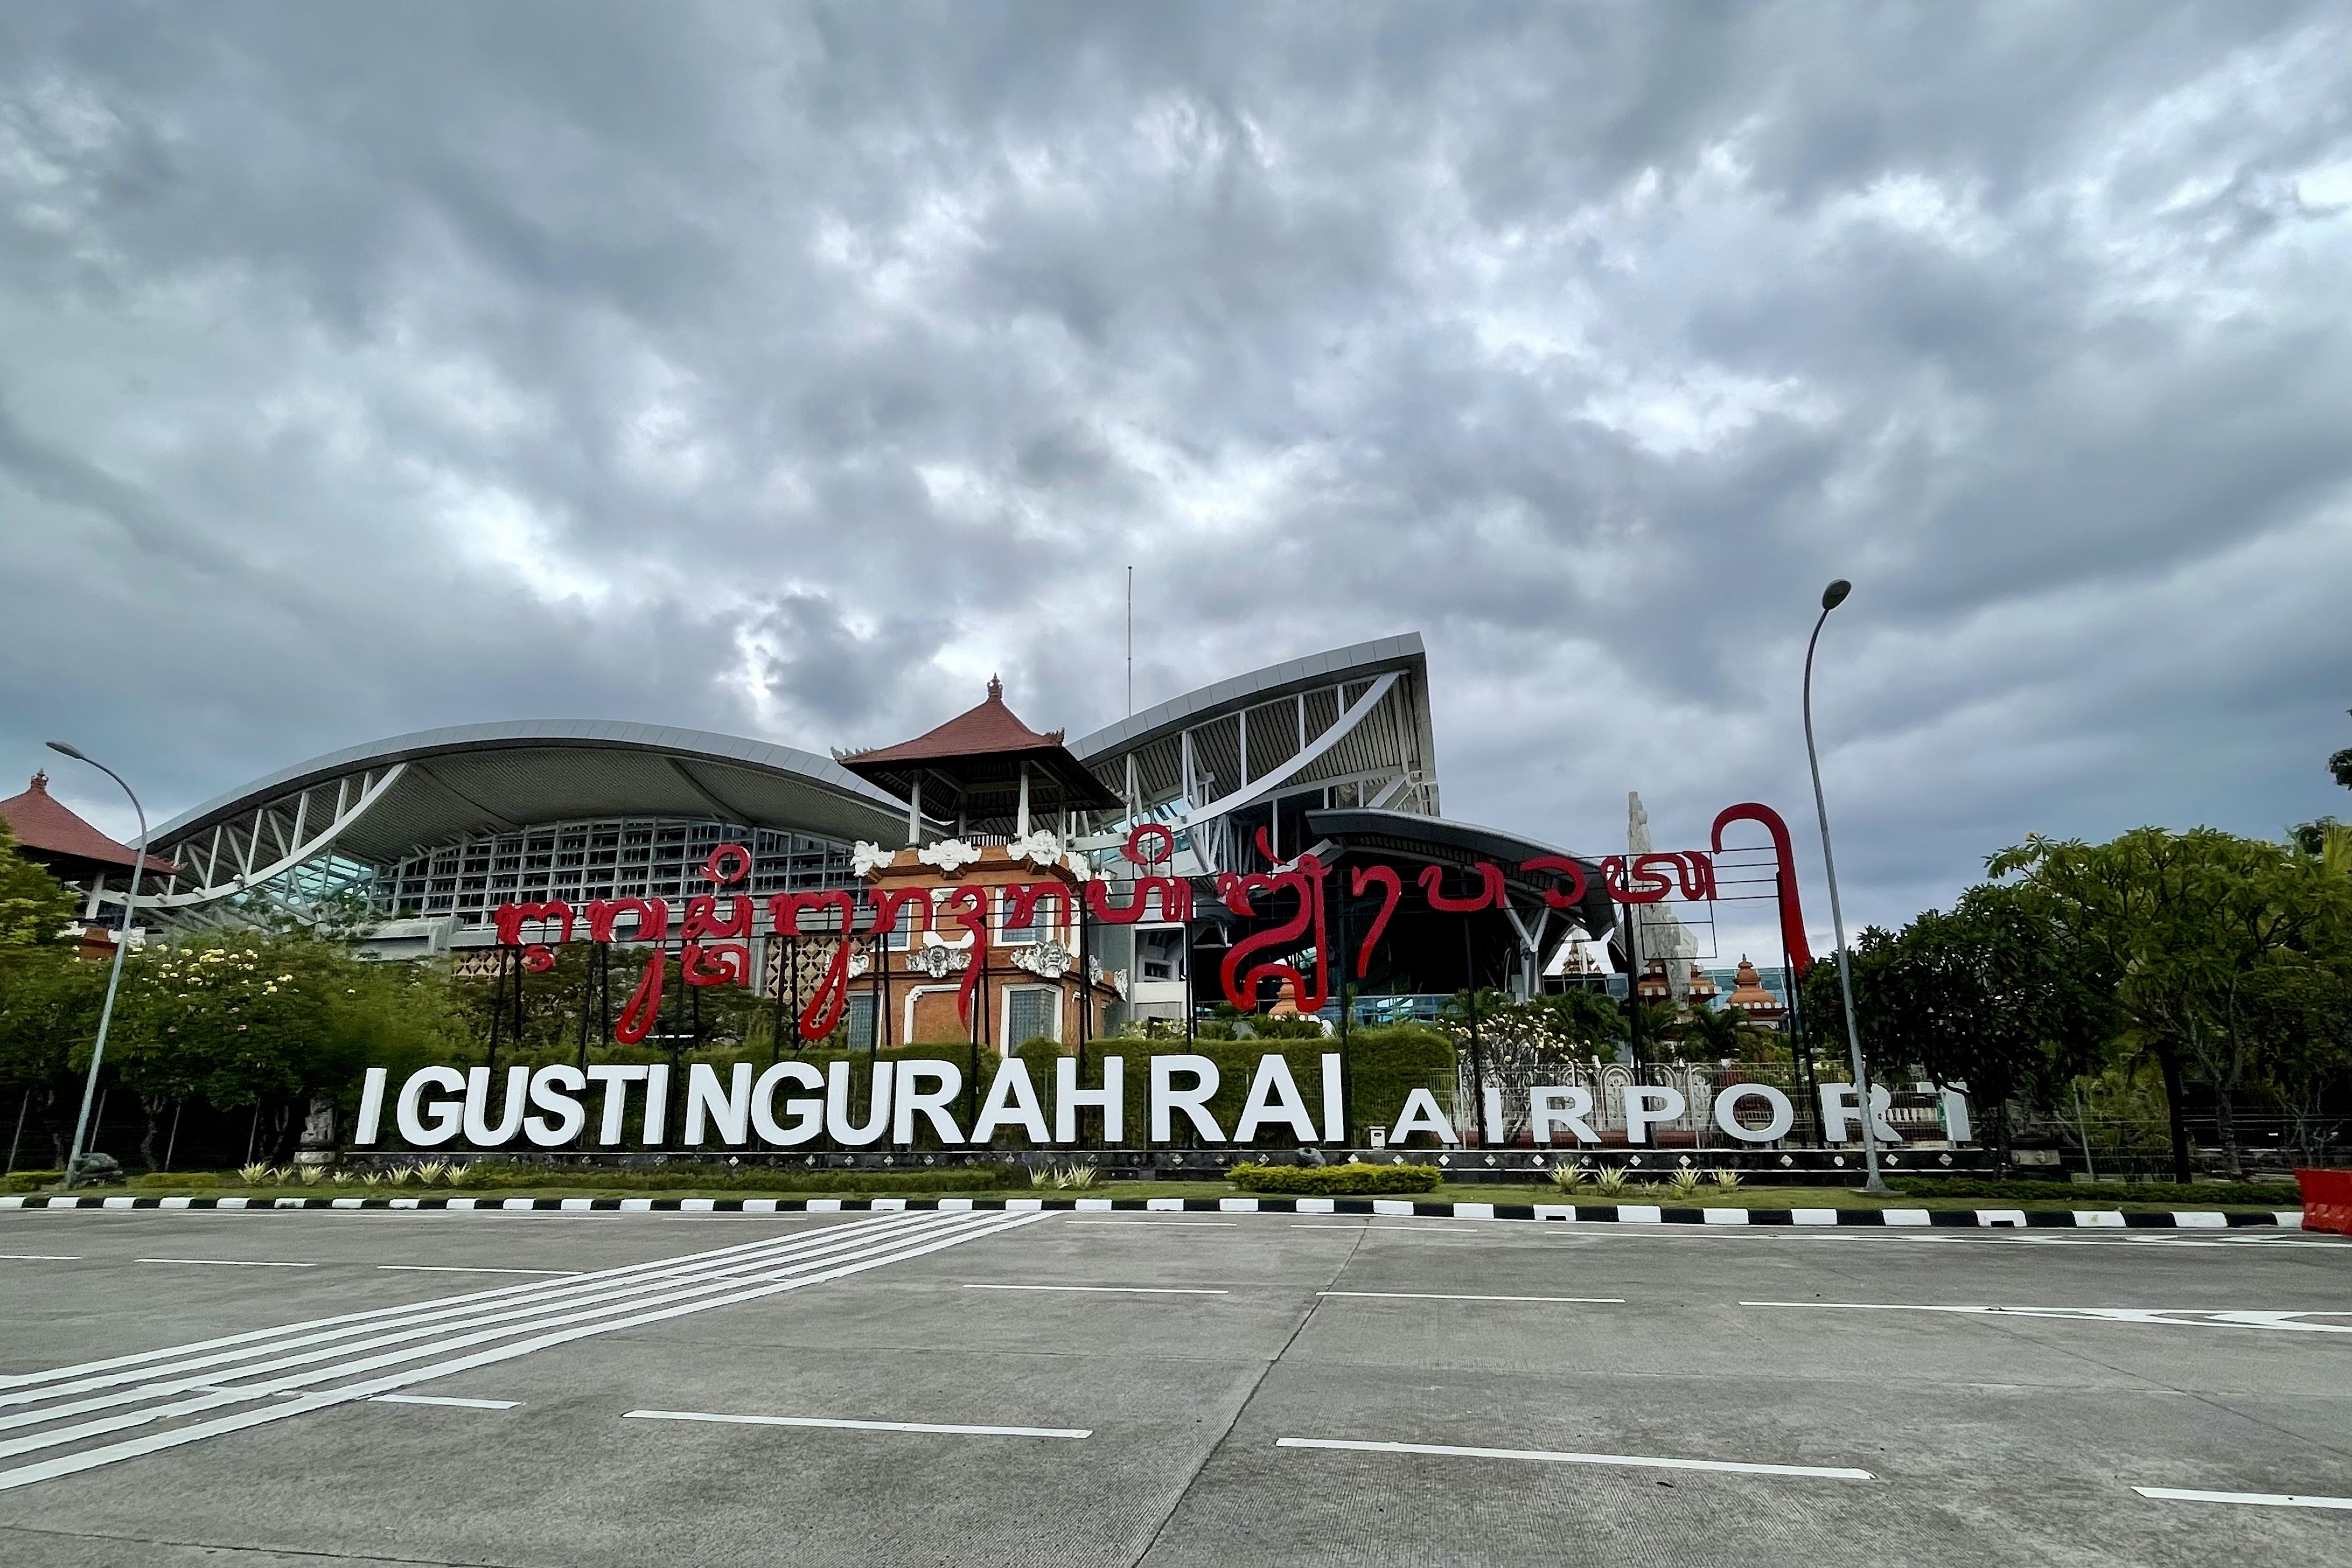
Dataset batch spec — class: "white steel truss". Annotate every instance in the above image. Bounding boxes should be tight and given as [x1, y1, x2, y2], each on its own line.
[103, 764, 408, 914]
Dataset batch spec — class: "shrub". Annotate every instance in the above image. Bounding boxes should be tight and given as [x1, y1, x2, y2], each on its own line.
[1, 1170, 62, 1194]
[1886, 1176, 2298, 1206]
[1547, 1164, 1586, 1195]
[1227, 1161, 1442, 1195]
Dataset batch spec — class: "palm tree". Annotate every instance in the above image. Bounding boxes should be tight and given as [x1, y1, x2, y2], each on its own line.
[1671, 1002, 1771, 1062]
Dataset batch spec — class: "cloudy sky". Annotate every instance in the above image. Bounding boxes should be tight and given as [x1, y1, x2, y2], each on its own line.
[3, 1, 2346, 947]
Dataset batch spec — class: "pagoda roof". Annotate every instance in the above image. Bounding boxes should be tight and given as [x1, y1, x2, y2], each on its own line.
[1, 773, 176, 876]
[838, 678, 1121, 816]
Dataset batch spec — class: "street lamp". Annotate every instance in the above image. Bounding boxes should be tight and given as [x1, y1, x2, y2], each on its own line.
[46, 742, 146, 1190]
[1800, 582, 1889, 1196]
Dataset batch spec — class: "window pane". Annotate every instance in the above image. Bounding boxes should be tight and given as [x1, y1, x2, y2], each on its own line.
[1008, 987, 1056, 1045]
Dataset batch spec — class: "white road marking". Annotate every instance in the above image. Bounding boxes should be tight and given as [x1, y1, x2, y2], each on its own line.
[368, 1394, 520, 1410]
[0, 1255, 78, 1262]
[0, 1209, 1043, 1492]
[626, 1409, 1088, 1439]
[1317, 1291, 1625, 1304]
[1292, 1224, 1480, 1234]
[131, 1258, 316, 1269]
[2136, 1486, 2352, 1510]
[376, 1265, 584, 1276]
[1743, 1300, 2352, 1334]
[1276, 1436, 1874, 1480]
[962, 1283, 1229, 1295]
[1063, 1220, 1237, 1228]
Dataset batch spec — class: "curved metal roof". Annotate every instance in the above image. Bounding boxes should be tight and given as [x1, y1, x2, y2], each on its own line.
[149, 721, 910, 867]
[1069, 633, 1430, 764]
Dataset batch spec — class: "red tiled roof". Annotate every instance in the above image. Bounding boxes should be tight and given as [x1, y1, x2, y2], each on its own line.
[839, 676, 1068, 766]
[0, 773, 175, 874]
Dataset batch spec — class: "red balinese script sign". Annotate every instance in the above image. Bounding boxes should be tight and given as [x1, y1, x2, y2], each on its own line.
[486, 804, 1812, 1045]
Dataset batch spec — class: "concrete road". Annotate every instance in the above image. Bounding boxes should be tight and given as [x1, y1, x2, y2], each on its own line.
[2, 1208, 2348, 1567]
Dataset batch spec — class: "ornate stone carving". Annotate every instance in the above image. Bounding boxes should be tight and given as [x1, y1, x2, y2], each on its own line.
[1010, 829, 1063, 868]
[1010, 938, 1075, 979]
[907, 943, 971, 980]
[917, 838, 983, 874]
[851, 841, 894, 878]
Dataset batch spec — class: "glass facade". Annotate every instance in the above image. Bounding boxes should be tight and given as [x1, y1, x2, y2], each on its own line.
[373, 816, 857, 925]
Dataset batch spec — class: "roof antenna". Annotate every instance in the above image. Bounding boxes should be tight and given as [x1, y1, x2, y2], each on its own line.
[1125, 565, 1134, 715]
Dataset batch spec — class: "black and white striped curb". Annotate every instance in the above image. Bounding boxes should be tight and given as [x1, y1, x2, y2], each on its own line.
[0, 1193, 2309, 1228]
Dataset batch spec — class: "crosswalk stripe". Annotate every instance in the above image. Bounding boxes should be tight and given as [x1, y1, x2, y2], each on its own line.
[0, 1212, 969, 1450]
[0, 1210, 944, 1416]
[0, 1216, 907, 1394]
[0, 1210, 1041, 1493]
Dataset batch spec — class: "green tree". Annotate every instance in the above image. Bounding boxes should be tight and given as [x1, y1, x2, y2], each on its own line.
[1671, 1001, 1774, 1063]
[0, 823, 76, 952]
[1991, 827, 2348, 1180]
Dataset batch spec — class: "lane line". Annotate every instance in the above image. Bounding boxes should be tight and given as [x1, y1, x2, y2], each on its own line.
[1290, 1224, 1481, 1234]
[2134, 1486, 2352, 1511]
[0, 1210, 1045, 1492]
[376, 1265, 584, 1277]
[0, 1255, 79, 1262]
[962, 1283, 1229, 1296]
[1063, 1220, 1237, 1228]
[1317, 1291, 1625, 1305]
[626, 1409, 1088, 1439]
[369, 1394, 519, 1410]
[1276, 1436, 1874, 1480]
[1742, 1301, 2352, 1335]
[130, 1258, 316, 1269]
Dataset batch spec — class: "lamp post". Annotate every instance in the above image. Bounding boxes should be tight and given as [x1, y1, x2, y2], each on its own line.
[1800, 583, 1889, 1195]
[46, 742, 148, 1190]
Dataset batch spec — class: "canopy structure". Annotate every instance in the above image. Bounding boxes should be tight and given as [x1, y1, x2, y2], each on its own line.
[837, 676, 1120, 843]
[1067, 633, 1439, 875]
[116, 721, 909, 925]
[0, 771, 176, 913]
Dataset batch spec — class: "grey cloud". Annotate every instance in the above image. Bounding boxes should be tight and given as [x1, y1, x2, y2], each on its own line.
[1, 0, 2346, 935]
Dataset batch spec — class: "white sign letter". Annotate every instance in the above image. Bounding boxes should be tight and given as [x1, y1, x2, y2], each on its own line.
[395, 1066, 464, 1148]
[463, 1066, 530, 1147]
[1621, 1084, 1686, 1145]
[827, 1060, 895, 1147]
[1712, 1082, 1793, 1143]
[1320, 1053, 1343, 1143]
[353, 1067, 388, 1146]
[972, 1056, 1049, 1144]
[1150, 1054, 1224, 1143]
[1235, 1054, 1320, 1143]
[1055, 1056, 1122, 1144]
[1530, 1085, 1597, 1145]
[584, 1064, 648, 1146]
[524, 1064, 588, 1147]
[1387, 1087, 1457, 1146]
[753, 1061, 824, 1146]
[1820, 1082, 1901, 1143]
[895, 1059, 965, 1145]
[683, 1061, 753, 1146]
[641, 1064, 670, 1145]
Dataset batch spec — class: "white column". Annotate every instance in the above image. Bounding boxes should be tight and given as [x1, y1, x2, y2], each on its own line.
[1016, 763, 1030, 840]
[908, 776, 923, 847]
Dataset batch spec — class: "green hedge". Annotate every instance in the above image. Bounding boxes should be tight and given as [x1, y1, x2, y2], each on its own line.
[1886, 1176, 2300, 1206]
[1228, 1161, 1443, 1195]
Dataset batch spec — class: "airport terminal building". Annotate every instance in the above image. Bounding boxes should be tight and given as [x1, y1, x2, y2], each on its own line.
[70, 635, 1641, 1034]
